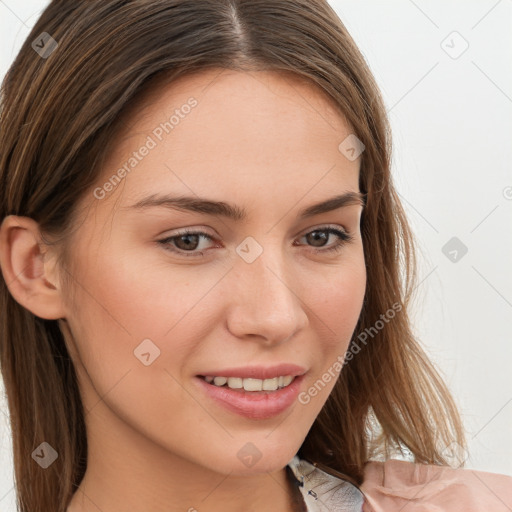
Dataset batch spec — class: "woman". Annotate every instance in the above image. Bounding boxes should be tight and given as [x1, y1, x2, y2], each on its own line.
[0, 1, 510, 511]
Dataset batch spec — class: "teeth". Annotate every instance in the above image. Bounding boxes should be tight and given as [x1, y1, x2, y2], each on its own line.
[213, 376, 227, 386]
[204, 375, 295, 391]
[262, 377, 278, 390]
[227, 377, 243, 389]
[243, 378, 263, 391]
[283, 375, 294, 387]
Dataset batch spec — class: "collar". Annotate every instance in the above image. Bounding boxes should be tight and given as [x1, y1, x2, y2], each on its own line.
[286, 455, 365, 512]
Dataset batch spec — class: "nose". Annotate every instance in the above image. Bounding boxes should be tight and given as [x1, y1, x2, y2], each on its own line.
[225, 248, 309, 346]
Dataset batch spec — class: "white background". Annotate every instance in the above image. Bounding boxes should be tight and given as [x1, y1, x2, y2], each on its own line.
[1, 1, 511, 510]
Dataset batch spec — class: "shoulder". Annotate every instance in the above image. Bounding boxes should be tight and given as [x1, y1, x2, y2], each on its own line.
[360, 458, 512, 512]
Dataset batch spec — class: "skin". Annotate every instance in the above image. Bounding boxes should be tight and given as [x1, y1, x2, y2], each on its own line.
[0, 69, 366, 512]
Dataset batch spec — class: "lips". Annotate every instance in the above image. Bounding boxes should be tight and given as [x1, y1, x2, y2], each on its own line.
[195, 372, 306, 420]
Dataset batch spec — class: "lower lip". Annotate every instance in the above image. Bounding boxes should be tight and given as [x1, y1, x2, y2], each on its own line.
[195, 374, 305, 420]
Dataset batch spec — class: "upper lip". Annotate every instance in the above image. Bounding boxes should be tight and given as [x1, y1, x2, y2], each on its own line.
[198, 364, 307, 380]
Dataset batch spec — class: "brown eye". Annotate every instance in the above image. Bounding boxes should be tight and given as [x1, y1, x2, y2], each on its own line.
[305, 230, 329, 247]
[158, 226, 353, 259]
[174, 233, 201, 251]
[159, 230, 215, 257]
[298, 227, 353, 253]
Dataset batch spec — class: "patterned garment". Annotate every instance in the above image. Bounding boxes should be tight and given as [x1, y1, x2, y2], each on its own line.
[287, 456, 364, 511]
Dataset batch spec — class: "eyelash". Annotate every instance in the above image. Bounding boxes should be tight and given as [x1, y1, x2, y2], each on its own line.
[158, 226, 354, 258]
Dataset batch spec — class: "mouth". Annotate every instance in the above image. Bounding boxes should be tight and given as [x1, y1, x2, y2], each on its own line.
[197, 374, 297, 393]
[194, 371, 307, 420]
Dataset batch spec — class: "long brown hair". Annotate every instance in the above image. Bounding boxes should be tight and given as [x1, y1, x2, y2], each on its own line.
[0, 1, 467, 511]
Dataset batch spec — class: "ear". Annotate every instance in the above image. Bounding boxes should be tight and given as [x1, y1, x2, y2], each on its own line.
[0, 215, 66, 319]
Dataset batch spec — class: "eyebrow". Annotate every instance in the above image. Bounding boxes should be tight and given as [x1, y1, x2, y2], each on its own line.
[126, 191, 366, 221]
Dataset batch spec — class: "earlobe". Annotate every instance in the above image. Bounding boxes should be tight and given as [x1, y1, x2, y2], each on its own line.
[0, 215, 66, 320]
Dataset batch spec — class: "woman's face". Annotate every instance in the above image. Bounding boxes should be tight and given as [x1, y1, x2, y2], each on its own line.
[60, 69, 366, 476]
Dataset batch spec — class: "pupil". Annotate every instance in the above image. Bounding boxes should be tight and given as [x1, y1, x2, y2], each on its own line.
[177, 234, 199, 250]
[308, 231, 327, 247]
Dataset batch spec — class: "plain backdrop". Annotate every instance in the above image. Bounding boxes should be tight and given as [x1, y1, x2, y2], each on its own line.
[1, 1, 511, 510]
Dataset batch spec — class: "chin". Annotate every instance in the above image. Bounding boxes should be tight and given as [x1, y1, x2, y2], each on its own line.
[226, 443, 299, 476]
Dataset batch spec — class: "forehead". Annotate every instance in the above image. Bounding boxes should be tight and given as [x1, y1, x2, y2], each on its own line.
[90, 69, 360, 217]
[125, 68, 349, 131]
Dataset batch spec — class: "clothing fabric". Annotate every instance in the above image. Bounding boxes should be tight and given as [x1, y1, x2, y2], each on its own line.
[287, 455, 512, 511]
[287, 455, 364, 511]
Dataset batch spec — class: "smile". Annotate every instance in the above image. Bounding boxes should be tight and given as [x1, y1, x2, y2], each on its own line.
[201, 375, 295, 392]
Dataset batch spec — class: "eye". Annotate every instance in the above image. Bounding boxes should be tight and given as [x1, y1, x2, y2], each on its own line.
[295, 226, 354, 254]
[158, 226, 354, 258]
[158, 229, 215, 257]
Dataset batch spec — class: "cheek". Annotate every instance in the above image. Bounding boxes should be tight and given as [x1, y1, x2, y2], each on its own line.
[294, 260, 365, 414]
[311, 256, 366, 338]
[71, 245, 215, 339]
[62, 245, 231, 395]
[306, 255, 366, 373]
[61, 253, 211, 439]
